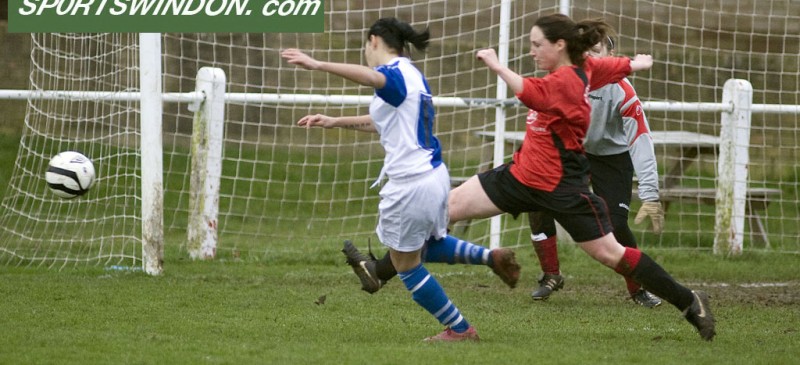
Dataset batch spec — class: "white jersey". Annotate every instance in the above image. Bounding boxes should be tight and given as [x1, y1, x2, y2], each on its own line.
[370, 57, 448, 250]
[584, 78, 660, 202]
[370, 57, 443, 182]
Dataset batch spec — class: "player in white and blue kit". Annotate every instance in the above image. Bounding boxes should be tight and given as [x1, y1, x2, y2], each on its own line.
[282, 17, 479, 342]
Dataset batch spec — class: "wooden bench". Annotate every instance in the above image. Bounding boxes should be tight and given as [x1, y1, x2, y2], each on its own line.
[638, 187, 782, 247]
[469, 130, 783, 248]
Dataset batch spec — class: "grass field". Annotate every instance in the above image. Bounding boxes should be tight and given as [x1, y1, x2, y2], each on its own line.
[1, 243, 798, 365]
[0, 126, 798, 363]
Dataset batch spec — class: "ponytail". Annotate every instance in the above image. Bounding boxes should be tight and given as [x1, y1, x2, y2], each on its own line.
[368, 17, 430, 56]
[535, 14, 615, 67]
[574, 19, 616, 64]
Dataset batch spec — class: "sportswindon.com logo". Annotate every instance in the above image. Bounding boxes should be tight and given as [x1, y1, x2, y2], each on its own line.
[10, 0, 324, 32]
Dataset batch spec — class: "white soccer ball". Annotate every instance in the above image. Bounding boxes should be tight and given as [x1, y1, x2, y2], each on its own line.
[45, 151, 96, 199]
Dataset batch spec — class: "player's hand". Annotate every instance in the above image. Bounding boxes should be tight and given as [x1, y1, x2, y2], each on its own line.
[281, 48, 322, 70]
[297, 114, 336, 129]
[634, 201, 664, 234]
[629, 54, 653, 72]
[476, 48, 500, 69]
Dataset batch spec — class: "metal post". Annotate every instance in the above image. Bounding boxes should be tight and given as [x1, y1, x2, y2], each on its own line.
[139, 33, 164, 275]
[489, 0, 512, 249]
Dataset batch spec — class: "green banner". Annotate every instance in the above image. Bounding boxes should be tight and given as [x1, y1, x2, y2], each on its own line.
[8, 0, 324, 32]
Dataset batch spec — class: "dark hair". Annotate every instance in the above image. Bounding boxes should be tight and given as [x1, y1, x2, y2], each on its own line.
[534, 14, 615, 67]
[368, 17, 430, 56]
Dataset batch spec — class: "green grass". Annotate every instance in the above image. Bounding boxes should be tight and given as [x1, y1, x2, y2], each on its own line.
[1, 245, 798, 365]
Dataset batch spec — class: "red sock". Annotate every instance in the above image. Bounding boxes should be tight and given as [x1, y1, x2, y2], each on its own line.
[624, 277, 641, 295]
[614, 247, 642, 276]
[532, 235, 559, 274]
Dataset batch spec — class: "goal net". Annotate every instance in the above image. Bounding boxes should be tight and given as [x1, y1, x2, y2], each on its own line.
[0, 34, 142, 269]
[0, 0, 798, 271]
[568, 1, 799, 252]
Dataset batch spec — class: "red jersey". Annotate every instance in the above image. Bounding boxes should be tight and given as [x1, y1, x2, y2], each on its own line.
[510, 56, 632, 191]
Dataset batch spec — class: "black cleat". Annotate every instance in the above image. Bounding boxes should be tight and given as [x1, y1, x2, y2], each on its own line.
[683, 290, 716, 341]
[341, 240, 383, 294]
[631, 289, 663, 308]
[531, 273, 564, 300]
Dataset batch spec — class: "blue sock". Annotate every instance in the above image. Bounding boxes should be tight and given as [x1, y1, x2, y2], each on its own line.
[424, 235, 492, 265]
[398, 263, 470, 333]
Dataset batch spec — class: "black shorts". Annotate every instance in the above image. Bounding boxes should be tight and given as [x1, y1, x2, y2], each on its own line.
[587, 152, 634, 220]
[478, 163, 613, 242]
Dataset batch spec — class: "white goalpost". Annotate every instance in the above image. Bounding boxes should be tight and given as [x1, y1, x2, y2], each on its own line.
[139, 33, 166, 275]
[0, 1, 798, 274]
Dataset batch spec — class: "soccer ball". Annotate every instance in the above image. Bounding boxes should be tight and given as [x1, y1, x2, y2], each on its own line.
[45, 151, 96, 199]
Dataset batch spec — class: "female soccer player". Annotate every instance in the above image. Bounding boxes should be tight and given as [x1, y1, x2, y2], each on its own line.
[453, 13, 715, 341]
[528, 34, 665, 307]
[282, 17, 479, 342]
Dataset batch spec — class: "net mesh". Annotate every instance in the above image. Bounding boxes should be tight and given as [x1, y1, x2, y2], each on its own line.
[0, 1, 797, 268]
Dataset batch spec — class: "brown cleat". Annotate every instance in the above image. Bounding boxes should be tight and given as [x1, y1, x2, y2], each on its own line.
[489, 248, 521, 288]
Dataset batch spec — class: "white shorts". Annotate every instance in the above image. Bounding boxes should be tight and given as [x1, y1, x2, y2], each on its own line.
[376, 164, 449, 252]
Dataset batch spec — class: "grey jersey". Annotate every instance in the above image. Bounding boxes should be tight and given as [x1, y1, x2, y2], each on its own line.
[584, 78, 660, 202]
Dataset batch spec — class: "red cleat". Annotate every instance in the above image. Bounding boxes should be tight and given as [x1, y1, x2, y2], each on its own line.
[423, 326, 480, 342]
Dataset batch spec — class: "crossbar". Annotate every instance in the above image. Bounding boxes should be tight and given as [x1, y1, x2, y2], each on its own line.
[2, 89, 797, 115]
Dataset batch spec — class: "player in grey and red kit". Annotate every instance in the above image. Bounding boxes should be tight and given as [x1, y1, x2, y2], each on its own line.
[529, 34, 665, 307]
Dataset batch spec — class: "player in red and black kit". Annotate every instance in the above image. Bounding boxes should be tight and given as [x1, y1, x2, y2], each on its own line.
[450, 13, 715, 341]
[342, 14, 715, 341]
[528, 34, 665, 307]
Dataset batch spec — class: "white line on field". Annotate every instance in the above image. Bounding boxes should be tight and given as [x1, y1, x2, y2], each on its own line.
[688, 282, 796, 288]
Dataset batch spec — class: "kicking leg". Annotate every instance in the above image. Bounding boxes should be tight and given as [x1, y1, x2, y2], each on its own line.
[579, 234, 716, 341]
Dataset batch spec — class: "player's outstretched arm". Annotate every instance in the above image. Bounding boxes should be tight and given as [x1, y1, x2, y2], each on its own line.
[281, 49, 386, 89]
[476, 48, 524, 94]
[298, 114, 377, 133]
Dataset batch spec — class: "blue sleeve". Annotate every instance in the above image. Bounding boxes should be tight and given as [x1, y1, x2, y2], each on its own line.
[374, 65, 407, 107]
